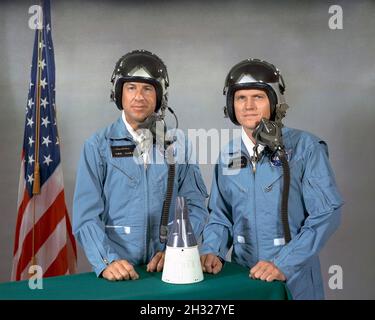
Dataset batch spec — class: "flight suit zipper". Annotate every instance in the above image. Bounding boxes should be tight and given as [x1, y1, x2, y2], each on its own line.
[250, 157, 260, 264]
[253, 154, 267, 263]
[250, 144, 259, 173]
[249, 146, 265, 264]
[143, 163, 148, 264]
[251, 158, 257, 173]
[141, 146, 151, 264]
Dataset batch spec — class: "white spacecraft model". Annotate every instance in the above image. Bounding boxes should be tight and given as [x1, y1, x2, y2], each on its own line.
[162, 197, 204, 284]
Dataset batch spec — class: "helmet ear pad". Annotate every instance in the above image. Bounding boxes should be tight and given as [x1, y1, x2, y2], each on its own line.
[225, 83, 278, 125]
[114, 77, 163, 112]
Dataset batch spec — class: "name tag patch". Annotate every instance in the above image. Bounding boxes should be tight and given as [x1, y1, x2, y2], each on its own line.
[111, 145, 136, 158]
[228, 156, 248, 169]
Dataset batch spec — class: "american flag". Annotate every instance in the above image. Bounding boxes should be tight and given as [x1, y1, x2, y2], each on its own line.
[11, 0, 77, 281]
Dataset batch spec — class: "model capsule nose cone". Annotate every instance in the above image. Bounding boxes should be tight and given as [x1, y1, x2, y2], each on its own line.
[167, 197, 197, 248]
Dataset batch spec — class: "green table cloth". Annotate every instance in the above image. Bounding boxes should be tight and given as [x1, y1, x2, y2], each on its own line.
[0, 262, 291, 300]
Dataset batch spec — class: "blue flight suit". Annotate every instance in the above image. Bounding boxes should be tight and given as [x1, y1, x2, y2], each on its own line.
[73, 117, 209, 276]
[200, 127, 344, 299]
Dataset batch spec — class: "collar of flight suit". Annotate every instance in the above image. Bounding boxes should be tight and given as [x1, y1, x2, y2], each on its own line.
[121, 111, 145, 144]
[241, 127, 265, 159]
[106, 116, 134, 141]
[222, 135, 251, 159]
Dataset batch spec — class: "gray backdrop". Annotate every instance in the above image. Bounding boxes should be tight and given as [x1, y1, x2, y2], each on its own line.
[1, 0, 374, 299]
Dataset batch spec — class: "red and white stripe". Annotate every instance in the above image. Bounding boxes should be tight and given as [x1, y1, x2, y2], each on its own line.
[11, 158, 77, 281]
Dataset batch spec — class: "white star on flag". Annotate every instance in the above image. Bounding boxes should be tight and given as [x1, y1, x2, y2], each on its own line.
[29, 82, 34, 89]
[42, 136, 52, 147]
[41, 116, 50, 128]
[46, 23, 51, 33]
[39, 59, 46, 70]
[28, 136, 35, 147]
[56, 136, 60, 145]
[40, 97, 49, 109]
[43, 154, 53, 166]
[28, 98, 34, 109]
[40, 78, 48, 89]
[27, 174, 34, 185]
[27, 117, 34, 128]
[39, 40, 46, 49]
[28, 155, 35, 165]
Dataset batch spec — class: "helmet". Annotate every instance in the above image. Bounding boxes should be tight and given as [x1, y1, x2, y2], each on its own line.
[110, 49, 169, 112]
[223, 58, 288, 125]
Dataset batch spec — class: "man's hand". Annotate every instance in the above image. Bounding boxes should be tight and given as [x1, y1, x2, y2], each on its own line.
[147, 251, 165, 272]
[200, 254, 223, 274]
[250, 261, 286, 282]
[102, 260, 139, 281]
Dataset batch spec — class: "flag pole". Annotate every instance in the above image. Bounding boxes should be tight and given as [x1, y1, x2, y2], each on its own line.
[30, 8, 44, 271]
[32, 23, 42, 196]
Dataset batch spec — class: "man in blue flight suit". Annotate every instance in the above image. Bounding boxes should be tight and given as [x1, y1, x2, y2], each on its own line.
[73, 50, 208, 281]
[200, 58, 344, 299]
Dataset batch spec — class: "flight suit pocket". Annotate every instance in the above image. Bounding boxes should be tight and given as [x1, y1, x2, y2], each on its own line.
[225, 175, 248, 194]
[262, 159, 300, 194]
[232, 231, 254, 268]
[154, 170, 169, 198]
[108, 157, 139, 188]
[303, 175, 344, 214]
[105, 225, 144, 263]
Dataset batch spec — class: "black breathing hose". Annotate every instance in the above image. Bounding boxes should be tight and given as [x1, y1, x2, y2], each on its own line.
[278, 150, 292, 243]
[159, 147, 176, 243]
[155, 106, 179, 244]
